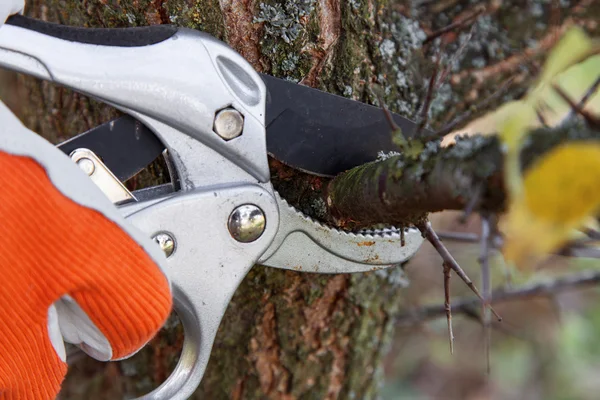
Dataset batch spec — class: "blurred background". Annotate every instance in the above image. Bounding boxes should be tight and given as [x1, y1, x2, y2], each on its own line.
[381, 211, 600, 400]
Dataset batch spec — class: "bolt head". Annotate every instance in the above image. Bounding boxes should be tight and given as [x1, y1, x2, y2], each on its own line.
[213, 107, 244, 140]
[228, 204, 266, 243]
[77, 157, 95, 176]
[153, 232, 175, 258]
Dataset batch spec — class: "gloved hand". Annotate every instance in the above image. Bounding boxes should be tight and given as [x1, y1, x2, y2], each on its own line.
[0, 5, 173, 399]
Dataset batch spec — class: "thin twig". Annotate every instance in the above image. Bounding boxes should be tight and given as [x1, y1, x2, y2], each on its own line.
[415, 53, 441, 137]
[459, 306, 531, 341]
[559, 245, 600, 259]
[437, 231, 480, 243]
[583, 228, 600, 240]
[417, 221, 502, 321]
[479, 215, 492, 374]
[423, 6, 485, 45]
[578, 76, 600, 108]
[553, 83, 600, 128]
[374, 88, 405, 138]
[565, 76, 600, 122]
[396, 270, 600, 325]
[377, 93, 401, 133]
[536, 107, 550, 128]
[550, 0, 561, 40]
[437, 25, 476, 88]
[443, 262, 454, 354]
[451, 22, 573, 83]
[488, 217, 513, 287]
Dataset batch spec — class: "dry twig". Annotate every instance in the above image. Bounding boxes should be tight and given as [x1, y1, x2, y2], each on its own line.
[423, 6, 485, 45]
[396, 270, 600, 325]
[479, 215, 492, 373]
[443, 262, 454, 354]
[583, 228, 600, 240]
[564, 76, 600, 123]
[437, 231, 480, 243]
[437, 25, 476, 88]
[416, 221, 502, 321]
[415, 54, 440, 137]
[553, 83, 600, 128]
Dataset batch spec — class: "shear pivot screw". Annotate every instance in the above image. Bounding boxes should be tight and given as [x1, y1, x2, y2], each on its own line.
[153, 232, 175, 258]
[77, 157, 95, 176]
[228, 204, 265, 243]
[214, 107, 244, 140]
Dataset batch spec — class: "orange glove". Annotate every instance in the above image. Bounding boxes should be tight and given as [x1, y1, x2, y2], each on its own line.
[0, 102, 173, 398]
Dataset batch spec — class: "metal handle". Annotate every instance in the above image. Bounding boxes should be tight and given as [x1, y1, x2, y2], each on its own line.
[6, 14, 178, 47]
[118, 185, 279, 400]
[0, 16, 269, 182]
[133, 284, 208, 400]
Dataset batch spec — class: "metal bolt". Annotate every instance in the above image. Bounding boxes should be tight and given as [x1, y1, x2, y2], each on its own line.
[153, 232, 175, 258]
[228, 204, 266, 243]
[214, 108, 244, 140]
[77, 157, 95, 176]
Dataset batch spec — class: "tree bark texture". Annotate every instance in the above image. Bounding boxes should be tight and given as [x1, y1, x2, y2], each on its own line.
[3, 1, 599, 399]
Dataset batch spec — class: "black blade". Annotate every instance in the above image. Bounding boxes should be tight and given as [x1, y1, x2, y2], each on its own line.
[57, 115, 165, 182]
[261, 73, 431, 177]
[57, 75, 429, 181]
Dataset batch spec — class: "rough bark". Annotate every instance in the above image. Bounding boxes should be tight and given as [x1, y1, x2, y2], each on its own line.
[4, 1, 598, 399]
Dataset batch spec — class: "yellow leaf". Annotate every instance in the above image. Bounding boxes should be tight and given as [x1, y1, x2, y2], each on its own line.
[538, 56, 600, 122]
[498, 102, 537, 152]
[500, 27, 594, 152]
[536, 26, 593, 88]
[502, 142, 600, 268]
[498, 27, 596, 203]
[498, 103, 537, 198]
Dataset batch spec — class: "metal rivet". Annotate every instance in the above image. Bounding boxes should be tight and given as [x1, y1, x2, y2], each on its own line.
[214, 108, 244, 140]
[228, 204, 266, 243]
[153, 232, 175, 258]
[77, 157, 95, 176]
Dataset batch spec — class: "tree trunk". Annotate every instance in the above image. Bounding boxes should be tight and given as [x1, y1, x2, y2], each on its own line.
[4, 1, 598, 399]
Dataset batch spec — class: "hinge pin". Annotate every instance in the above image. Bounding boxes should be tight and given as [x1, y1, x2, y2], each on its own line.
[153, 232, 176, 258]
[228, 204, 265, 243]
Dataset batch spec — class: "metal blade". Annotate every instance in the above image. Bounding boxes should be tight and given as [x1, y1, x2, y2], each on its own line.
[261, 73, 431, 177]
[57, 115, 165, 182]
[56, 75, 430, 181]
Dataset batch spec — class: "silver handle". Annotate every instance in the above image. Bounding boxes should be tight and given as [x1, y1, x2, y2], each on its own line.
[0, 16, 269, 183]
[133, 285, 209, 400]
[119, 185, 279, 400]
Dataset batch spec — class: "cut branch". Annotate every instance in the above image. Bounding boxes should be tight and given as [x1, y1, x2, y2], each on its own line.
[322, 123, 600, 229]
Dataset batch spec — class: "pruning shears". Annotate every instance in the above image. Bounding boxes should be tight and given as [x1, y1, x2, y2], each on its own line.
[0, 15, 426, 400]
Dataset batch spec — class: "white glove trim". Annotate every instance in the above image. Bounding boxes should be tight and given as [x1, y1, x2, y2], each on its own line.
[47, 304, 66, 362]
[55, 295, 112, 362]
[0, 0, 24, 25]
